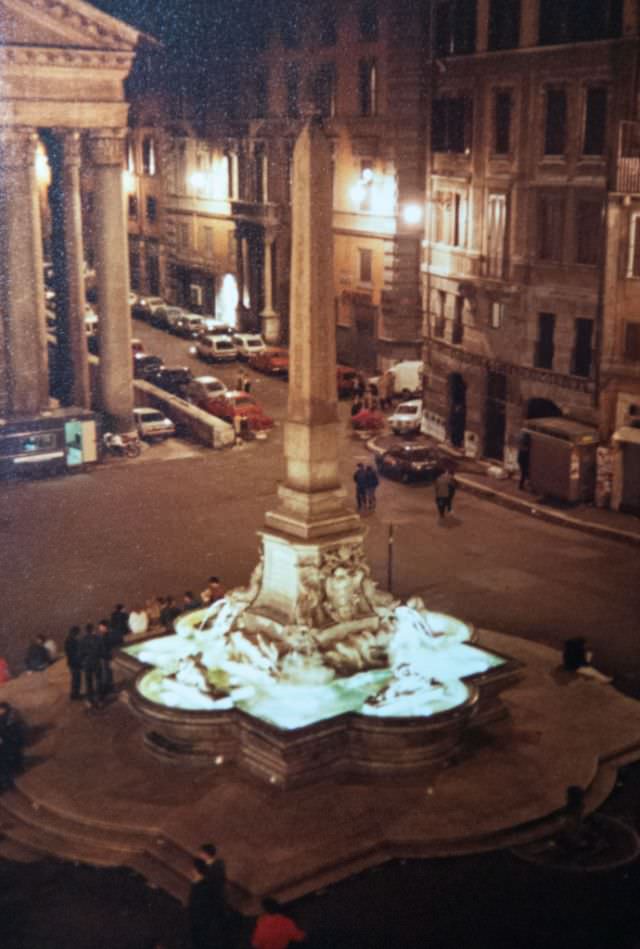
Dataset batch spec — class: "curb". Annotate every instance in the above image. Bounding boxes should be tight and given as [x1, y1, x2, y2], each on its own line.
[455, 475, 640, 548]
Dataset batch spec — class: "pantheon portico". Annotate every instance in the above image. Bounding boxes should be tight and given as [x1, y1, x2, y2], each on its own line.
[0, 0, 142, 434]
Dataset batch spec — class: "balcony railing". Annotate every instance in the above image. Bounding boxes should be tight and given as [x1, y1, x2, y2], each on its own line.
[616, 122, 640, 193]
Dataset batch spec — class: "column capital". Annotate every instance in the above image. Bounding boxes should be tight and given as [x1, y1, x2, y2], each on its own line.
[0, 126, 38, 168]
[88, 128, 126, 166]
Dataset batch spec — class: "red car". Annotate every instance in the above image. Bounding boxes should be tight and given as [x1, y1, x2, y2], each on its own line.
[204, 391, 274, 431]
[248, 347, 289, 376]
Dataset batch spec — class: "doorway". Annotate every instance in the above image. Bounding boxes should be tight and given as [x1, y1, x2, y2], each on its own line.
[448, 373, 467, 448]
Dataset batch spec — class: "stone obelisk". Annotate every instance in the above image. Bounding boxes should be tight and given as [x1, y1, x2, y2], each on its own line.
[243, 120, 377, 636]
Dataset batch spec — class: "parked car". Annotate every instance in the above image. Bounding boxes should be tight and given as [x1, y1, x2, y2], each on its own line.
[388, 399, 423, 436]
[149, 366, 194, 398]
[151, 305, 183, 331]
[196, 334, 238, 363]
[233, 333, 267, 360]
[202, 318, 235, 335]
[336, 365, 358, 398]
[173, 313, 206, 338]
[372, 435, 443, 483]
[351, 408, 385, 432]
[133, 353, 164, 380]
[202, 391, 274, 430]
[133, 407, 176, 441]
[131, 295, 165, 321]
[185, 375, 228, 408]
[249, 346, 290, 375]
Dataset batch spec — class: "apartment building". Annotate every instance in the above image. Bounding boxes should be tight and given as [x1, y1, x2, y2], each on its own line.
[421, 0, 640, 510]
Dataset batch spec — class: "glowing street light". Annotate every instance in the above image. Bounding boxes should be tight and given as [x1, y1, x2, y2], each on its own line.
[402, 202, 423, 225]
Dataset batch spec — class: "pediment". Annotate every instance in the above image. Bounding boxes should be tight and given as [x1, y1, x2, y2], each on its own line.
[0, 0, 141, 51]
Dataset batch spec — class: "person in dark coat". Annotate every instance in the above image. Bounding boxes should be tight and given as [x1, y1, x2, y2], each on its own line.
[0, 701, 26, 789]
[109, 604, 129, 645]
[25, 635, 50, 672]
[353, 463, 368, 511]
[160, 596, 181, 631]
[517, 431, 531, 490]
[97, 620, 115, 700]
[64, 625, 83, 700]
[79, 623, 103, 706]
[364, 465, 379, 511]
[188, 844, 230, 949]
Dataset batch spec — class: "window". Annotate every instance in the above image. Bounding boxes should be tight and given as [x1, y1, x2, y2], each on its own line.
[575, 200, 601, 265]
[628, 214, 640, 277]
[489, 0, 520, 49]
[319, 2, 337, 45]
[254, 67, 269, 118]
[254, 143, 266, 203]
[494, 91, 511, 155]
[538, 194, 565, 261]
[433, 191, 464, 246]
[539, 0, 622, 45]
[490, 301, 505, 328]
[433, 0, 477, 56]
[203, 226, 214, 256]
[178, 222, 189, 250]
[624, 322, 640, 360]
[487, 193, 507, 277]
[128, 194, 138, 219]
[285, 64, 300, 118]
[535, 313, 555, 369]
[544, 89, 567, 156]
[357, 160, 374, 211]
[126, 138, 135, 173]
[311, 63, 336, 118]
[431, 97, 473, 153]
[358, 59, 377, 117]
[146, 242, 160, 295]
[129, 247, 140, 290]
[145, 195, 157, 222]
[359, 248, 373, 283]
[434, 290, 446, 337]
[583, 87, 607, 156]
[452, 295, 464, 343]
[572, 318, 593, 376]
[358, 0, 378, 41]
[142, 136, 156, 176]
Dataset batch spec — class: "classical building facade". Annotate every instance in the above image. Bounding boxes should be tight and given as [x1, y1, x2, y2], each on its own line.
[421, 0, 640, 510]
[0, 0, 140, 436]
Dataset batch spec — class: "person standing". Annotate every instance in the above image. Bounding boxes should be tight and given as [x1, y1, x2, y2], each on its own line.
[97, 620, 115, 701]
[24, 635, 50, 672]
[243, 372, 252, 393]
[200, 577, 226, 606]
[434, 470, 453, 519]
[160, 596, 181, 631]
[188, 844, 230, 949]
[236, 368, 245, 392]
[64, 625, 83, 700]
[353, 463, 368, 512]
[109, 604, 129, 645]
[251, 897, 306, 949]
[446, 466, 458, 513]
[517, 430, 531, 491]
[364, 464, 379, 512]
[128, 605, 149, 638]
[79, 623, 102, 706]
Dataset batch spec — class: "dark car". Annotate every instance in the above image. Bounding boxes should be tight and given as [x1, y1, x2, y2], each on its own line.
[149, 366, 193, 397]
[133, 354, 165, 380]
[372, 435, 444, 483]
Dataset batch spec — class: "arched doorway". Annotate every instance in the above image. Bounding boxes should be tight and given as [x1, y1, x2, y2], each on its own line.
[448, 373, 466, 448]
[526, 398, 561, 420]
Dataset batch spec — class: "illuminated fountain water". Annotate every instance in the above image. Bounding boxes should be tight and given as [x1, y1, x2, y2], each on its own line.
[121, 120, 521, 786]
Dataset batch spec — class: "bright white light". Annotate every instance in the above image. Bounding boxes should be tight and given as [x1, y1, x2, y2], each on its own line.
[349, 182, 366, 206]
[35, 145, 50, 185]
[190, 170, 206, 192]
[403, 203, 423, 225]
[361, 167, 374, 183]
[215, 273, 239, 326]
[122, 169, 136, 193]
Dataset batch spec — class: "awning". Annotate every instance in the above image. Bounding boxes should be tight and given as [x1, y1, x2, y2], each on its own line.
[613, 426, 640, 445]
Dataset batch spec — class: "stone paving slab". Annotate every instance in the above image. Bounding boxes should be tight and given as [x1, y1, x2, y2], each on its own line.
[2, 630, 640, 909]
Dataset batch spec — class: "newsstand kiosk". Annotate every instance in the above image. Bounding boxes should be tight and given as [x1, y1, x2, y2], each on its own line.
[0, 407, 98, 479]
[524, 417, 599, 503]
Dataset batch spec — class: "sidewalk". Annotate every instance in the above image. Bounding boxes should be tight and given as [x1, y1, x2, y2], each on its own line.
[439, 446, 640, 547]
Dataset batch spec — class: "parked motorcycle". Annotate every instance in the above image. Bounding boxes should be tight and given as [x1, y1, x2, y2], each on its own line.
[102, 431, 141, 459]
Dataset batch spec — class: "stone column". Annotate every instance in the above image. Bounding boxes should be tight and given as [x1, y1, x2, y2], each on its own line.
[265, 120, 360, 539]
[260, 229, 280, 344]
[49, 130, 90, 408]
[89, 129, 133, 433]
[0, 126, 48, 416]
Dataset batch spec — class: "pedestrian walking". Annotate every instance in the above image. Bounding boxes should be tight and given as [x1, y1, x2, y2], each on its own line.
[353, 462, 368, 511]
[446, 466, 458, 513]
[251, 896, 306, 949]
[517, 431, 531, 491]
[79, 623, 102, 706]
[64, 625, 83, 700]
[364, 464, 379, 511]
[434, 470, 454, 519]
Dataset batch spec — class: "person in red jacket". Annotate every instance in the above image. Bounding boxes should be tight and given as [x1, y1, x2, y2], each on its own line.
[251, 897, 306, 949]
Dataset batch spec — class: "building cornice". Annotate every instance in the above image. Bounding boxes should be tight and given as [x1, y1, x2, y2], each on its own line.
[0, 45, 135, 70]
[1, 0, 142, 49]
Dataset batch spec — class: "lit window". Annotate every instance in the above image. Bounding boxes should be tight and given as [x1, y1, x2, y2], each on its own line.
[358, 59, 377, 117]
[359, 248, 373, 283]
[142, 136, 156, 175]
[490, 301, 504, 328]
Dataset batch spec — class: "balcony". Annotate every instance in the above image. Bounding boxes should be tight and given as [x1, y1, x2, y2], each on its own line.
[616, 122, 640, 194]
[231, 200, 280, 228]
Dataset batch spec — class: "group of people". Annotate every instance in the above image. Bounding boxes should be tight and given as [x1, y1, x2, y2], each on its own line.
[353, 462, 379, 512]
[188, 842, 306, 949]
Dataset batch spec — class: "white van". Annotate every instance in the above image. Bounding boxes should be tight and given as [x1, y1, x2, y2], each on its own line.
[196, 334, 238, 363]
[389, 361, 423, 398]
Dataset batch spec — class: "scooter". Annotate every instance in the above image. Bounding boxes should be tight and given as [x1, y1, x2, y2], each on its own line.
[102, 431, 141, 459]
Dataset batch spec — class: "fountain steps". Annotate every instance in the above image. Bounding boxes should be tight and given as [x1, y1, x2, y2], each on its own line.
[0, 786, 193, 903]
